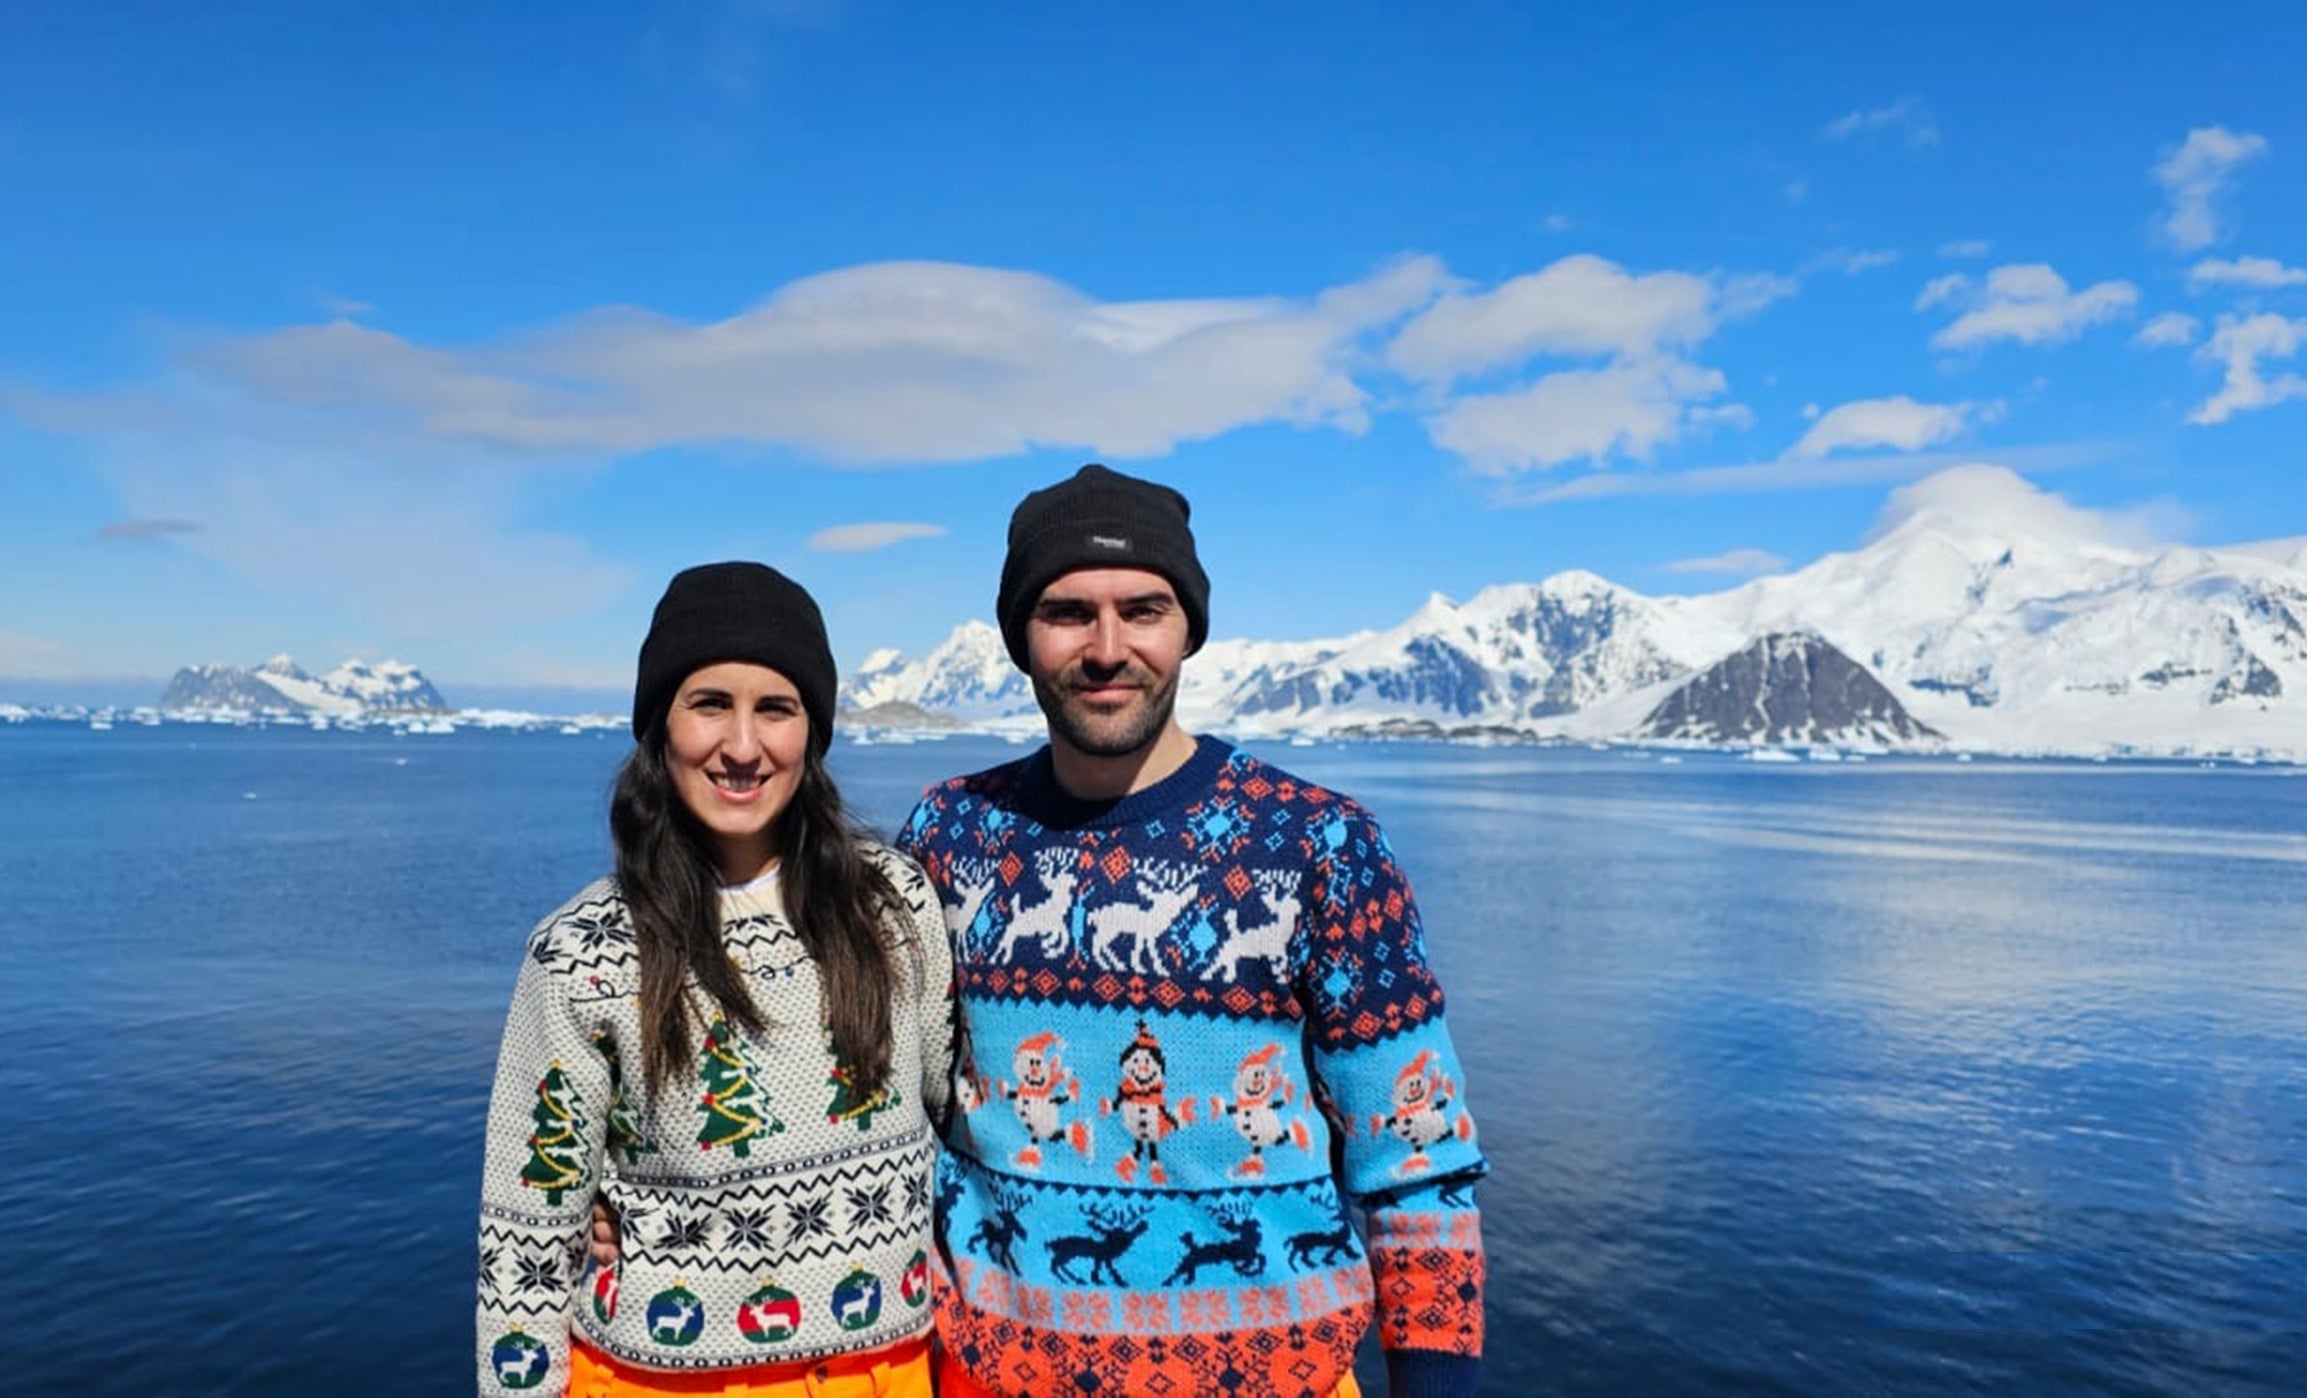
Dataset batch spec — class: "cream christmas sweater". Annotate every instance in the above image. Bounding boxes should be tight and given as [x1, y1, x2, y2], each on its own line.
[476, 846, 954, 1396]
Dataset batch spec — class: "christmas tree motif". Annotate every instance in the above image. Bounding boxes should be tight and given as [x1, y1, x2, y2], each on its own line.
[697, 1017, 782, 1158]
[594, 1030, 656, 1159]
[825, 1050, 901, 1132]
[518, 1061, 588, 1204]
[736, 1278, 803, 1345]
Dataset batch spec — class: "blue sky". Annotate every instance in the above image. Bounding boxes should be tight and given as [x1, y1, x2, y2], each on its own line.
[5, 1, 2304, 705]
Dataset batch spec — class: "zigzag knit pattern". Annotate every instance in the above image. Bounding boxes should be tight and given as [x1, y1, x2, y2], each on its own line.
[476, 850, 954, 1396]
[899, 737, 1487, 1398]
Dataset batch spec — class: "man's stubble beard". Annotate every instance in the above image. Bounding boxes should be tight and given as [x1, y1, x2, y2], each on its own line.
[1032, 663, 1181, 759]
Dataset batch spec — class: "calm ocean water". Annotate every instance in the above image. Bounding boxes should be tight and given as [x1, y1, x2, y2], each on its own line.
[2, 723, 2302, 1395]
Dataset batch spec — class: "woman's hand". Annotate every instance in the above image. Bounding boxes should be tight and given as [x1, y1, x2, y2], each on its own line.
[589, 1195, 621, 1268]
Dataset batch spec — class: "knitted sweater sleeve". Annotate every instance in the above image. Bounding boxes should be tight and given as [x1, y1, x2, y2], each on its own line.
[895, 851, 958, 1132]
[1296, 805, 1487, 1398]
[475, 913, 614, 1397]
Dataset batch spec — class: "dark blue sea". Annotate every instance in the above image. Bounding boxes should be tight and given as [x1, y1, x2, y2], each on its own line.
[3, 724, 2302, 1395]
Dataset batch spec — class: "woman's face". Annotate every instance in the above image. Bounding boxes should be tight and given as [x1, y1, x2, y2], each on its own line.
[664, 661, 810, 884]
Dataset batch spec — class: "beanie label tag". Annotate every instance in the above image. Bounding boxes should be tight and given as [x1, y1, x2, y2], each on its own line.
[1087, 533, 1133, 552]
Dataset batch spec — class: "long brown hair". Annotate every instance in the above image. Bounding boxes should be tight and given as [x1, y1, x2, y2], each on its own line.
[610, 718, 902, 1099]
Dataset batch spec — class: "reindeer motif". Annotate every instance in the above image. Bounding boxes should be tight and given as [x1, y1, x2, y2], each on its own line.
[966, 1182, 1032, 1275]
[1163, 1202, 1266, 1286]
[1085, 863, 1199, 974]
[1284, 1220, 1359, 1270]
[493, 1340, 547, 1387]
[647, 1296, 700, 1343]
[945, 863, 998, 944]
[1045, 1202, 1151, 1286]
[830, 1276, 882, 1329]
[994, 850, 1079, 963]
[1209, 869, 1301, 983]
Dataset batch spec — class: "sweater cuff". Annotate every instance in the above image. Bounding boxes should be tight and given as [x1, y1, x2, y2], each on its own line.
[1385, 1348, 1482, 1398]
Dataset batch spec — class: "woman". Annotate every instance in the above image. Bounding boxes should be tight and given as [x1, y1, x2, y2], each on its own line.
[477, 562, 953, 1398]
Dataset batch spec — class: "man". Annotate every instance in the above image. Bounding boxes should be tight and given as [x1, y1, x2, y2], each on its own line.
[898, 464, 1485, 1398]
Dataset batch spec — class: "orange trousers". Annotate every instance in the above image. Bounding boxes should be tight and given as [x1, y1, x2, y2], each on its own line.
[932, 1346, 1362, 1398]
[567, 1336, 932, 1397]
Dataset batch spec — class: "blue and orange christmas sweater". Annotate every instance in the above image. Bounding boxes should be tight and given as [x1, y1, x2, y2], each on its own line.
[897, 736, 1486, 1398]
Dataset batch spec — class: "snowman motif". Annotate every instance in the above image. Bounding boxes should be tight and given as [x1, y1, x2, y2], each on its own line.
[1369, 1048, 1474, 1177]
[1101, 1019, 1194, 1185]
[1219, 1042, 1311, 1179]
[1000, 1031, 1093, 1169]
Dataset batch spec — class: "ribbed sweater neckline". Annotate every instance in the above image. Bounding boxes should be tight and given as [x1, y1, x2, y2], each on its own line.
[1014, 732, 1233, 830]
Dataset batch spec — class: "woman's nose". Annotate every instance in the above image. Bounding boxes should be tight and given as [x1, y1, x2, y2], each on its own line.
[722, 711, 764, 760]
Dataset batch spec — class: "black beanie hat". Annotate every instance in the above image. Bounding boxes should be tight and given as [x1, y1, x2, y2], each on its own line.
[995, 463, 1210, 669]
[632, 562, 838, 754]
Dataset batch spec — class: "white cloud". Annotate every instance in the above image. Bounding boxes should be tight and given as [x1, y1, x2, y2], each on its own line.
[1431, 357, 1731, 475]
[1926, 263, 2138, 350]
[1915, 273, 1971, 311]
[2133, 312, 2202, 349]
[1823, 248, 1900, 276]
[140, 257, 1454, 465]
[1822, 97, 1939, 148]
[806, 522, 948, 553]
[1506, 442, 2103, 505]
[1937, 239, 1992, 260]
[1385, 255, 1719, 382]
[1868, 464, 2184, 550]
[1542, 213, 1573, 233]
[2189, 313, 2307, 425]
[2187, 255, 2307, 290]
[1792, 396, 1978, 457]
[1383, 255, 1790, 475]
[2153, 126, 2269, 251]
[1662, 548, 1786, 577]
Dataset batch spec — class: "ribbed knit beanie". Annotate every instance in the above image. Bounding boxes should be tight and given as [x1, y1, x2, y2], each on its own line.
[632, 562, 837, 754]
[995, 463, 1210, 669]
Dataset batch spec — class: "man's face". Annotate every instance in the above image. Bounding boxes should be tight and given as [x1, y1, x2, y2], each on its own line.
[1025, 567, 1190, 760]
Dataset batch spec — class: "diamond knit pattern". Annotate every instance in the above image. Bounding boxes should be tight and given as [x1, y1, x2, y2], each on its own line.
[899, 737, 1486, 1398]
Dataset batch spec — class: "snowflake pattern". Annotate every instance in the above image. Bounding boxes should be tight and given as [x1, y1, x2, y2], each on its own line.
[661, 1211, 714, 1250]
[845, 1182, 894, 1230]
[478, 1245, 502, 1292]
[724, 1206, 778, 1251]
[513, 1253, 562, 1293]
[568, 908, 625, 953]
[787, 1194, 834, 1245]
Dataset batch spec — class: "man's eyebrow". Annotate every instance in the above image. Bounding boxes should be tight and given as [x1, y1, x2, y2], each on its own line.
[1039, 591, 1176, 609]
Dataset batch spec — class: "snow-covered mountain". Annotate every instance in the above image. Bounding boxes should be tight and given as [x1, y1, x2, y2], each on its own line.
[842, 622, 1034, 723]
[1637, 632, 1942, 747]
[160, 655, 448, 715]
[841, 468, 2307, 759]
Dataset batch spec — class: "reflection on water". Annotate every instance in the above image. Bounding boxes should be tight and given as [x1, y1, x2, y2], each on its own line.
[1, 730, 2301, 1393]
